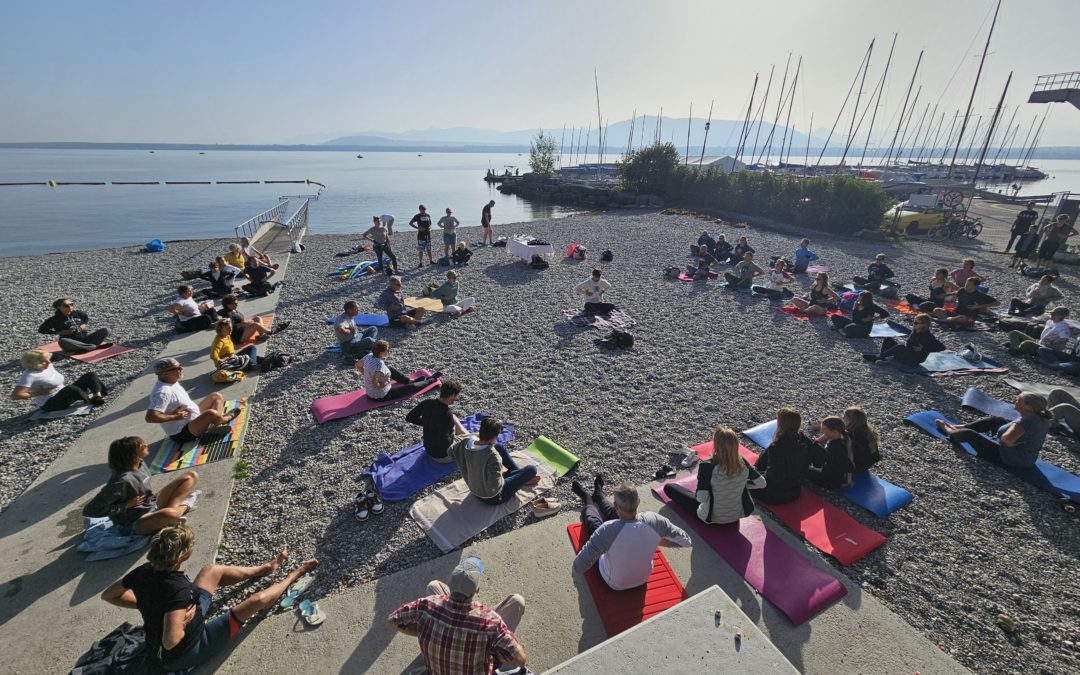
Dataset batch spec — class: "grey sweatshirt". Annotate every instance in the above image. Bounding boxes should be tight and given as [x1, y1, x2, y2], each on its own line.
[447, 437, 504, 499]
[82, 463, 153, 526]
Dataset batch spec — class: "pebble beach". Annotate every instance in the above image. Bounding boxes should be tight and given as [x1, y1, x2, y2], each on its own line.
[2, 212, 1079, 674]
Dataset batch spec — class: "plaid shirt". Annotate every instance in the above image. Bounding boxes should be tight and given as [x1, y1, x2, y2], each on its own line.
[388, 593, 520, 675]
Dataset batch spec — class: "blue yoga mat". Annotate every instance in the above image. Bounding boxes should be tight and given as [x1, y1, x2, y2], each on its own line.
[365, 412, 515, 502]
[324, 313, 390, 327]
[904, 410, 1080, 503]
[961, 388, 1020, 421]
[718, 281, 754, 295]
[889, 351, 1006, 374]
[842, 473, 913, 517]
[745, 420, 912, 516]
[869, 321, 912, 338]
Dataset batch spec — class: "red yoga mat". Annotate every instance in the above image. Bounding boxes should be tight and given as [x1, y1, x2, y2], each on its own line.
[706, 441, 885, 565]
[652, 476, 847, 625]
[777, 305, 845, 321]
[567, 522, 687, 637]
[311, 369, 440, 424]
[38, 342, 135, 364]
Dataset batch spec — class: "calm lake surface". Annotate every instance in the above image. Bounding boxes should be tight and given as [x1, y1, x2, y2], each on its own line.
[0, 149, 1076, 257]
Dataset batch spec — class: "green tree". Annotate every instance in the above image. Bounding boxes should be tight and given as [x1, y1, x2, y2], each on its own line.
[619, 142, 681, 194]
[529, 131, 558, 177]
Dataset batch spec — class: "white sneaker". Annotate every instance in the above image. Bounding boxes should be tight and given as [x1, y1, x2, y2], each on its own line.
[182, 489, 202, 513]
[680, 451, 699, 468]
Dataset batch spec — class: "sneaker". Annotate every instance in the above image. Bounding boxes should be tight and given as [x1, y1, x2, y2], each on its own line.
[270, 321, 291, 335]
[680, 450, 699, 468]
[182, 489, 202, 513]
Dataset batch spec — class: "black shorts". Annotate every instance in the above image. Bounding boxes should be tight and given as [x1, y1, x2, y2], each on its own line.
[388, 308, 420, 326]
[170, 424, 198, 444]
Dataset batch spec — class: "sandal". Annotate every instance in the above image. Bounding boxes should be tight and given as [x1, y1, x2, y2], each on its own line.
[279, 574, 315, 609]
[298, 599, 326, 626]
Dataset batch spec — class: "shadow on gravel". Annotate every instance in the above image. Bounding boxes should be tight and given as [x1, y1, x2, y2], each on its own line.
[482, 262, 541, 286]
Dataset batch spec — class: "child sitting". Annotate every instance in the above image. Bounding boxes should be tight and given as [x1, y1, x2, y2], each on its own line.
[807, 417, 855, 489]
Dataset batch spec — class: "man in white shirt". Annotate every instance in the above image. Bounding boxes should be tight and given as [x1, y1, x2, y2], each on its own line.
[1009, 308, 1073, 360]
[571, 479, 691, 590]
[574, 269, 615, 315]
[239, 236, 277, 269]
[145, 358, 238, 443]
[170, 285, 218, 332]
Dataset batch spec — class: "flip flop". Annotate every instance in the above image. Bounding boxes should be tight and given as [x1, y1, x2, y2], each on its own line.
[279, 574, 315, 609]
[298, 599, 326, 626]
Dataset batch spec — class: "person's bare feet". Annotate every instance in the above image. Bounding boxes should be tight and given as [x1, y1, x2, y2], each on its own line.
[261, 546, 289, 576]
[297, 559, 320, 575]
[527, 475, 542, 486]
[934, 419, 957, 434]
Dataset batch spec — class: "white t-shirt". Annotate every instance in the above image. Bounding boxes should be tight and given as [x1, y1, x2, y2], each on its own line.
[174, 296, 201, 322]
[574, 278, 612, 302]
[147, 380, 201, 437]
[334, 312, 357, 344]
[360, 354, 391, 399]
[16, 364, 65, 408]
[766, 270, 788, 291]
[242, 244, 258, 258]
[1040, 319, 1072, 349]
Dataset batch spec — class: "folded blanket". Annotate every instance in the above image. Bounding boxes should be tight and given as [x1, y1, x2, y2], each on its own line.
[78, 517, 149, 562]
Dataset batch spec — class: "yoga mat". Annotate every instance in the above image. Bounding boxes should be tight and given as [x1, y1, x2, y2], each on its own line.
[880, 299, 924, 316]
[311, 369, 440, 424]
[869, 321, 912, 338]
[961, 387, 1020, 421]
[717, 281, 755, 295]
[777, 305, 845, 321]
[805, 264, 831, 275]
[38, 341, 135, 364]
[889, 351, 1009, 376]
[652, 476, 846, 626]
[366, 413, 515, 502]
[567, 521, 688, 637]
[904, 411, 1080, 504]
[146, 399, 249, 474]
[738, 424, 912, 517]
[405, 297, 445, 313]
[562, 308, 637, 332]
[409, 451, 555, 553]
[734, 441, 886, 565]
[31, 404, 93, 420]
[676, 271, 719, 281]
[324, 314, 390, 327]
[1004, 379, 1080, 400]
[524, 435, 580, 476]
[236, 314, 273, 350]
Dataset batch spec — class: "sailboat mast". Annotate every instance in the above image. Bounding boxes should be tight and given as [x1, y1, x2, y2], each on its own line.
[917, 108, 943, 164]
[735, 76, 758, 166]
[972, 72, 1012, 185]
[884, 49, 923, 166]
[817, 39, 874, 166]
[948, 0, 1001, 175]
[750, 65, 775, 163]
[860, 33, 896, 167]
[1021, 108, 1050, 167]
[699, 100, 715, 168]
[900, 100, 929, 164]
[938, 111, 960, 164]
[760, 53, 792, 164]
[685, 103, 693, 165]
[961, 116, 983, 165]
[990, 105, 1018, 164]
[894, 87, 922, 163]
[593, 68, 603, 165]
[779, 56, 802, 167]
[838, 39, 875, 170]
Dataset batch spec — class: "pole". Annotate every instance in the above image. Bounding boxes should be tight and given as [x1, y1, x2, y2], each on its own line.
[593, 68, 603, 165]
[805, 112, 813, 168]
[899, 100, 929, 164]
[816, 39, 874, 166]
[971, 71, 1011, 186]
[990, 104, 1018, 164]
[558, 124, 566, 168]
[734, 76, 758, 166]
[750, 65, 775, 163]
[779, 56, 802, 167]
[948, 0, 1001, 175]
[893, 87, 922, 164]
[861, 33, 896, 167]
[685, 102, 693, 165]
[838, 39, 875, 170]
[699, 100, 715, 168]
[760, 53, 792, 165]
[1021, 108, 1050, 167]
[961, 116, 983, 165]
[884, 49, 923, 166]
[938, 111, 960, 165]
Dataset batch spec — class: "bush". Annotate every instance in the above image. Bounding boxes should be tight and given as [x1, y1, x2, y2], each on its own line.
[529, 132, 558, 177]
[618, 142, 681, 195]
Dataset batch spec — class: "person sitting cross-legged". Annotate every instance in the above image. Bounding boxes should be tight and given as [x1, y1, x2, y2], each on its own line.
[210, 319, 258, 370]
[447, 416, 540, 505]
[387, 555, 528, 675]
[571, 478, 691, 590]
[83, 436, 200, 535]
[793, 238, 819, 274]
[145, 358, 239, 443]
[100, 524, 318, 673]
[865, 312, 945, 366]
[723, 250, 764, 289]
[171, 285, 218, 333]
[574, 268, 614, 314]
[791, 272, 839, 316]
[831, 290, 889, 338]
[1007, 307, 1072, 362]
[356, 339, 440, 402]
[665, 426, 767, 524]
[334, 300, 380, 358]
[405, 380, 469, 464]
[38, 297, 112, 354]
[376, 276, 426, 328]
[853, 253, 895, 292]
[934, 277, 997, 329]
[1008, 275, 1064, 317]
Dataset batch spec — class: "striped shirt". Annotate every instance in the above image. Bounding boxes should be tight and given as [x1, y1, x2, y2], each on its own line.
[388, 594, 520, 675]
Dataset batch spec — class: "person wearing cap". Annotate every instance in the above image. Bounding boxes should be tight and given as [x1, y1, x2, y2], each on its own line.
[38, 297, 112, 354]
[145, 358, 240, 443]
[364, 216, 400, 275]
[388, 555, 527, 674]
[447, 417, 540, 505]
[853, 253, 895, 292]
[571, 478, 691, 591]
[409, 205, 435, 267]
[430, 270, 476, 316]
[438, 207, 461, 257]
[1007, 202, 1040, 252]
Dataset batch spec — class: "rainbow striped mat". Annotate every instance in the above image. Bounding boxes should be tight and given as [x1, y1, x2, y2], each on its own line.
[148, 399, 250, 474]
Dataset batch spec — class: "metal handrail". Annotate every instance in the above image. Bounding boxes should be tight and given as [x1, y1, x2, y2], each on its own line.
[1033, 72, 1080, 92]
[283, 199, 309, 245]
[234, 201, 289, 241]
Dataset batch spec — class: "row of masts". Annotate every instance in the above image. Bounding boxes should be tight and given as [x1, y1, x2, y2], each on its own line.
[552, 0, 1046, 178]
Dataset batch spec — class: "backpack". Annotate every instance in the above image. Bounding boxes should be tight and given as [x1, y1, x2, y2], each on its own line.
[211, 369, 245, 384]
[838, 291, 860, 312]
[664, 266, 681, 279]
[421, 282, 440, 297]
[572, 246, 588, 260]
[600, 250, 614, 262]
[144, 239, 165, 253]
[260, 352, 293, 373]
[71, 622, 146, 675]
[529, 255, 549, 270]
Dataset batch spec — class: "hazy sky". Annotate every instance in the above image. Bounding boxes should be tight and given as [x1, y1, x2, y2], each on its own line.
[3, 0, 1077, 145]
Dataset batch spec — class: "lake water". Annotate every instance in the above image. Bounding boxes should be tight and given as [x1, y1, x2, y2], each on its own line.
[0, 149, 1077, 257]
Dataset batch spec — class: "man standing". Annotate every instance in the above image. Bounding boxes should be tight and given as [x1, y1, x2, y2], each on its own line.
[1007, 202, 1040, 252]
[145, 358, 238, 443]
[447, 417, 539, 505]
[574, 268, 614, 315]
[388, 556, 528, 675]
[409, 205, 435, 267]
[405, 380, 468, 463]
[480, 200, 495, 246]
[1037, 214, 1078, 267]
[333, 300, 379, 358]
[571, 479, 691, 590]
[438, 207, 460, 258]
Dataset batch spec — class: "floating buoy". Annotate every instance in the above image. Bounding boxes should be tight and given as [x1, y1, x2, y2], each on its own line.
[47, 180, 57, 188]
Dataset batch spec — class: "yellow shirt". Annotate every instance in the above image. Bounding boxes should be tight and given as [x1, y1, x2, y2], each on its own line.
[224, 251, 246, 269]
[210, 335, 236, 367]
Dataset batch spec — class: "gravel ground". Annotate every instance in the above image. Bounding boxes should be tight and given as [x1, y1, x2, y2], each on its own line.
[0, 238, 234, 512]
[3, 214, 1079, 673]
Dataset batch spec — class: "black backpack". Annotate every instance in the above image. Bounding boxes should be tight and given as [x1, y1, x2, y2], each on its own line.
[600, 250, 614, 262]
[530, 255, 549, 270]
[260, 352, 293, 373]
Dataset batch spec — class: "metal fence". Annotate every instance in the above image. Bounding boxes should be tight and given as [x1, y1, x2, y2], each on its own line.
[233, 201, 289, 241]
[1032, 72, 1080, 92]
[283, 199, 309, 246]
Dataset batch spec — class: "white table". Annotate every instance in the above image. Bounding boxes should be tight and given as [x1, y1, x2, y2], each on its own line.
[506, 235, 555, 262]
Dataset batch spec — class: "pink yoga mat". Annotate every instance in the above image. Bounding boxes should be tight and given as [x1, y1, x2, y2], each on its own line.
[676, 271, 719, 281]
[311, 369, 439, 424]
[38, 342, 134, 364]
[653, 476, 847, 626]
[709, 441, 886, 565]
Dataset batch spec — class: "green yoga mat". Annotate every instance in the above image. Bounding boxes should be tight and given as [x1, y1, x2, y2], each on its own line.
[526, 435, 580, 476]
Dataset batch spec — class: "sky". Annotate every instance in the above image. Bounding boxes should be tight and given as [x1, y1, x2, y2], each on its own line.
[2, 0, 1078, 146]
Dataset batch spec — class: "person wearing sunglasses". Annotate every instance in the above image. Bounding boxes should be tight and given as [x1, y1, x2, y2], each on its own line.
[38, 298, 112, 354]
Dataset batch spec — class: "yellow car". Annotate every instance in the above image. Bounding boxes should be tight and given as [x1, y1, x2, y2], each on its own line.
[882, 208, 947, 235]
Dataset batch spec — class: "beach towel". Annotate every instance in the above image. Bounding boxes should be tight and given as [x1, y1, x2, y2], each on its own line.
[146, 399, 249, 474]
[325, 313, 390, 328]
[409, 451, 555, 553]
[365, 413, 514, 502]
[38, 342, 135, 364]
[777, 305, 845, 321]
[904, 411, 1080, 503]
[652, 476, 846, 625]
[676, 271, 719, 281]
[562, 308, 637, 332]
[732, 426, 913, 517]
[31, 404, 93, 421]
[311, 370, 440, 424]
[805, 264, 831, 275]
[78, 517, 149, 561]
[1004, 379, 1080, 400]
[567, 521, 688, 637]
[888, 351, 1008, 376]
[961, 387, 1021, 421]
[405, 297, 445, 313]
[880, 299, 924, 316]
[869, 321, 912, 338]
[524, 435, 580, 476]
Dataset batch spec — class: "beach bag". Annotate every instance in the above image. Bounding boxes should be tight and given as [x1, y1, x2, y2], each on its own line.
[600, 250, 614, 262]
[838, 291, 860, 312]
[958, 343, 983, 363]
[70, 622, 146, 675]
[529, 255, 549, 270]
[260, 352, 293, 373]
[144, 239, 165, 253]
[211, 369, 245, 384]
[219, 354, 250, 371]
[612, 329, 634, 348]
[572, 246, 587, 260]
[437, 256, 452, 267]
[421, 282, 440, 297]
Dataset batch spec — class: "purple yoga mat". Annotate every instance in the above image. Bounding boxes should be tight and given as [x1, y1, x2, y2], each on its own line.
[653, 476, 847, 626]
